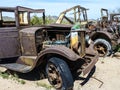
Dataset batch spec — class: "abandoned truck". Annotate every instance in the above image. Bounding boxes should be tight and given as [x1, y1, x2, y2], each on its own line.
[60, 5, 120, 57]
[0, 6, 98, 90]
[88, 8, 120, 57]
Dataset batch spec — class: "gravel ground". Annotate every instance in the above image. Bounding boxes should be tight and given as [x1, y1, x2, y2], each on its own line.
[0, 54, 120, 90]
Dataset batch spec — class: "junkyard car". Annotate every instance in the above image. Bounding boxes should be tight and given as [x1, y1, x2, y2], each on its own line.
[0, 6, 98, 90]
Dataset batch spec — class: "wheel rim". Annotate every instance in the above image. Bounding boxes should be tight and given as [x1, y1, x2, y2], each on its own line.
[47, 62, 62, 89]
[94, 43, 107, 56]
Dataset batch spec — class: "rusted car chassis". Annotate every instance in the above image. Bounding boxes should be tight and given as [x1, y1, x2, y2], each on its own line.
[0, 6, 98, 90]
[89, 9, 120, 56]
[19, 26, 98, 89]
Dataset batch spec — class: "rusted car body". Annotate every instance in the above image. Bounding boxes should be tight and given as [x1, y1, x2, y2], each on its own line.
[0, 6, 45, 59]
[0, 6, 98, 90]
[56, 5, 88, 25]
[89, 9, 120, 56]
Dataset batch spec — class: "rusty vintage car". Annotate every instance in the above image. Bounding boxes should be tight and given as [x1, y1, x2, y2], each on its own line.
[0, 6, 98, 90]
[89, 8, 120, 57]
[67, 7, 120, 57]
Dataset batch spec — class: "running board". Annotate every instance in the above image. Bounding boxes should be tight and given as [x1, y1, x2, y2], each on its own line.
[0, 56, 37, 73]
[0, 63, 32, 73]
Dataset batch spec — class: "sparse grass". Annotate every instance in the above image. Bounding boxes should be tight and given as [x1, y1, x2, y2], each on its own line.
[36, 82, 54, 90]
[11, 73, 26, 84]
[0, 72, 9, 79]
[0, 71, 26, 84]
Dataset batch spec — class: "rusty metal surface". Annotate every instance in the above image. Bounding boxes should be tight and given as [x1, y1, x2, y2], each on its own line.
[20, 27, 43, 56]
[82, 42, 99, 75]
[17, 56, 36, 66]
[0, 55, 36, 73]
[79, 30, 86, 57]
[0, 6, 45, 28]
[0, 28, 20, 58]
[0, 6, 45, 13]
[0, 6, 98, 80]
[46, 23, 72, 28]
[90, 30, 113, 41]
[56, 5, 88, 24]
[37, 45, 81, 62]
[0, 63, 32, 73]
[0, 5, 45, 58]
[93, 8, 120, 45]
[0, 6, 45, 73]
[82, 53, 98, 75]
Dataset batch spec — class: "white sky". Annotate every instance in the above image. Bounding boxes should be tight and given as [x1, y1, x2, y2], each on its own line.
[0, 0, 120, 19]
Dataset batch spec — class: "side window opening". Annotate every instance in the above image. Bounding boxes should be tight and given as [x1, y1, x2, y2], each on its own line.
[0, 12, 15, 27]
[30, 12, 44, 25]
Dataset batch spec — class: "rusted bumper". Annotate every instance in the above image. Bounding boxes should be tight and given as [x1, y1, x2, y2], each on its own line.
[82, 54, 99, 75]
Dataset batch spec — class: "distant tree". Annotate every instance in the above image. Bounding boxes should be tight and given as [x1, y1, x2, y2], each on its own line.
[30, 15, 71, 25]
[30, 15, 42, 25]
[45, 15, 56, 24]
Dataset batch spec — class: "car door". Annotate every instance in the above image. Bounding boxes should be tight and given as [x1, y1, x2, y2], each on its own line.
[0, 11, 20, 59]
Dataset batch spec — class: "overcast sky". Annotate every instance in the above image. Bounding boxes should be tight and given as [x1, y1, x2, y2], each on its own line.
[0, 0, 120, 19]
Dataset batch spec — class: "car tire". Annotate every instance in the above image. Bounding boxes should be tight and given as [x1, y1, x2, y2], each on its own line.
[94, 39, 112, 56]
[46, 57, 73, 90]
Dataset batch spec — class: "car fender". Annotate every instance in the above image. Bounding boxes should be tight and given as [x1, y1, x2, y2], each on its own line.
[34, 46, 81, 66]
[90, 31, 112, 42]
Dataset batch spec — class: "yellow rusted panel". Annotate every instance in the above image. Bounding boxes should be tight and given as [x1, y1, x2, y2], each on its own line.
[71, 32, 78, 48]
[20, 57, 35, 66]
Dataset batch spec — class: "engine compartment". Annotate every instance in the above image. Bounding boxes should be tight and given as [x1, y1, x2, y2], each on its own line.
[35, 27, 70, 53]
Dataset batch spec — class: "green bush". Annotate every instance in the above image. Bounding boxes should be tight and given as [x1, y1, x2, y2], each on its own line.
[30, 15, 56, 25]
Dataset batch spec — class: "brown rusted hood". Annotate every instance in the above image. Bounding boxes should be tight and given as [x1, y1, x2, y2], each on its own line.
[20, 27, 44, 56]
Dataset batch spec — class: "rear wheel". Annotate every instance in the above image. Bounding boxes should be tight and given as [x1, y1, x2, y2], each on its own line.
[46, 57, 73, 90]
[94, 39, 112, 57]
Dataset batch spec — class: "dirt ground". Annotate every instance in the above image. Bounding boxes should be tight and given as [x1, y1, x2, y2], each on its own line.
[0, 53, 120, 90]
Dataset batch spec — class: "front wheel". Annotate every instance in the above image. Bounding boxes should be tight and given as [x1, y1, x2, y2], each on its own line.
[46, 57, 73, 90]
[93, 39, 112, 57]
